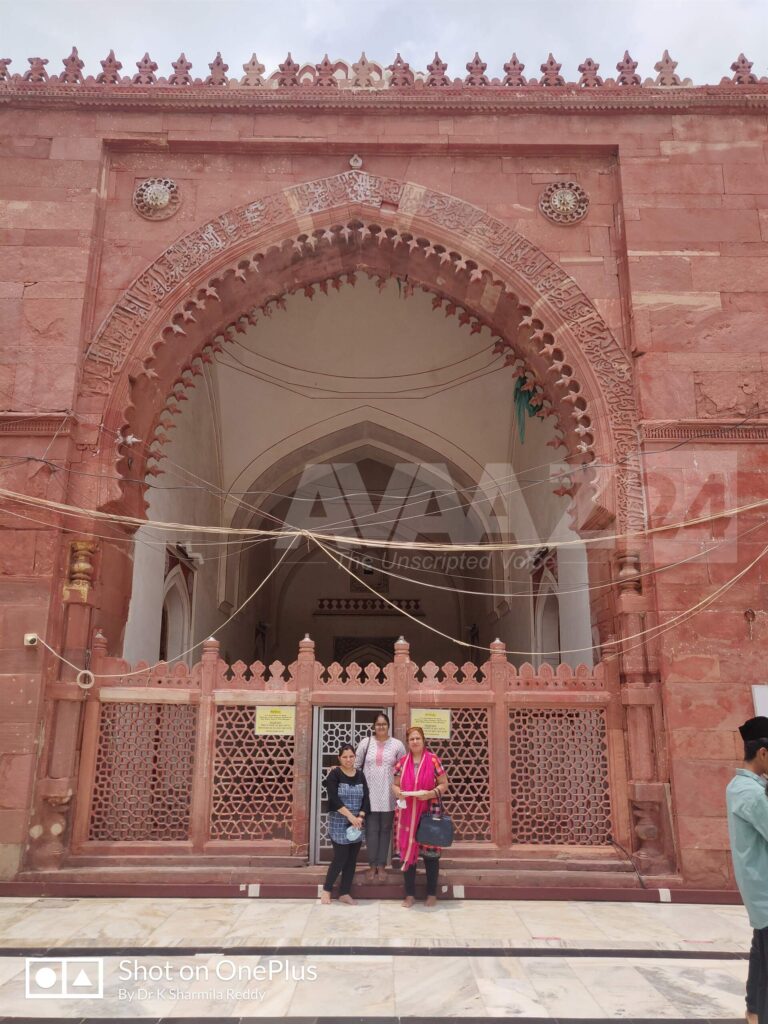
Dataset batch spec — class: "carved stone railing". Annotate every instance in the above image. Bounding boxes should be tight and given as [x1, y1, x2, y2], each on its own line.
[56, 633, 629, 863]
[506, 660, 607, 690]
[318, 662, 391, 688]
[94, 659, 203, 689]
[412, 660, 489, 688]
[315, 596, 422, 615]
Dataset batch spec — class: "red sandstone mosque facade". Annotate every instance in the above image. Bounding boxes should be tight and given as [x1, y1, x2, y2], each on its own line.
[0, 47, 767, 896]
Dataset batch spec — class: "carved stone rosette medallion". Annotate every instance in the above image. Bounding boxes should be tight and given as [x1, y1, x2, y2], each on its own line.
[133, 178, 181, 221]
[538, 181, 589, 224]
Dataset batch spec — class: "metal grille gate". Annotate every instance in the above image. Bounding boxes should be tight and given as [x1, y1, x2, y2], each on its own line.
[310, 706, 392, 863]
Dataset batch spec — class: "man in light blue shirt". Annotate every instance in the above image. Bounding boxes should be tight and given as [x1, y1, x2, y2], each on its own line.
[726, 716, 768, 1024]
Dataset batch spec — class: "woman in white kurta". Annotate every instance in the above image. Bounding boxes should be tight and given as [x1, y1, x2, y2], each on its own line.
[355, 712, 406, 881]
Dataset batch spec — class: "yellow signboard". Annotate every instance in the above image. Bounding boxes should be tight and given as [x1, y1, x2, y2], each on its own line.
[410, 708, 451, 740]
[254, 706, 296, 736]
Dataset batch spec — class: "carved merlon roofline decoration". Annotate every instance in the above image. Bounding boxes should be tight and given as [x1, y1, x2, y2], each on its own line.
[3, 49, 768, 113]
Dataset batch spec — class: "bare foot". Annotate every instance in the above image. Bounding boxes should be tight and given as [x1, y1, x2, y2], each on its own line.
[401, 896, 415, 908]
[320, 891, 331, 905]
[364, 868, 376, 882]
[746, 1013, 758, 1024]
[338, 894, 356, 905]
[425, 895, 437, 908]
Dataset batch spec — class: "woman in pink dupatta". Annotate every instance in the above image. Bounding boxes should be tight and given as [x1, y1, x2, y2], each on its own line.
[392, 726, 449, 908]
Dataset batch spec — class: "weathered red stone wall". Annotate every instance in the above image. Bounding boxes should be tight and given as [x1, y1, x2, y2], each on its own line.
[1, 84, 767, 886]
[621, 113, 768, 887]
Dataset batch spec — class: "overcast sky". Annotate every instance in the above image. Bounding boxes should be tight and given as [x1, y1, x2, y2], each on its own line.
[1, 0, 765, 85]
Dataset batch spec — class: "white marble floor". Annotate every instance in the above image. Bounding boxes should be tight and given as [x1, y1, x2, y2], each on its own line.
[0, 895, 752, 951]
[0, 896, 751, 1018]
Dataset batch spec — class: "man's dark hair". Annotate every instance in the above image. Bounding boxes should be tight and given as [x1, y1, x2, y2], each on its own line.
[744, 738, 768, 761]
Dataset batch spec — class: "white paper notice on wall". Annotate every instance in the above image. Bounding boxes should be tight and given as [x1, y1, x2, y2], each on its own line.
[751, 686, 768, 716]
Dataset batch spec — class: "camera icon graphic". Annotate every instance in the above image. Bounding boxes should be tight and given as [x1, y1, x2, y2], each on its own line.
[25, 957, 104, 999]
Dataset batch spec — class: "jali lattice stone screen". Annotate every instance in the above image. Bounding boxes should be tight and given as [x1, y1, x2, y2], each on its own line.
[88, 702, 197, 841]
[210, 704, 295, 840]
[509, 707, 612, 845]
[428, 706, 492, 842]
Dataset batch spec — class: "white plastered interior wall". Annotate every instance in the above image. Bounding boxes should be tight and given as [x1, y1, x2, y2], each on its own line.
[123, 277, 594, 667]
[122, 370, 226, 665]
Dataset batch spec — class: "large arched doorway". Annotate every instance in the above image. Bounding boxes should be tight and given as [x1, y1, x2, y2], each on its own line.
[70, 173, 642, 662]
[31, 174, 670, 881]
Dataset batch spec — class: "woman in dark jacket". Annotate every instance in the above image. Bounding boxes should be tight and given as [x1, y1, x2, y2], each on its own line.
[321, 742, 371, 905]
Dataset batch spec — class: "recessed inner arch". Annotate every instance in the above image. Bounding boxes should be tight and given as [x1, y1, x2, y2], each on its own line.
[123, 276, 596, 669]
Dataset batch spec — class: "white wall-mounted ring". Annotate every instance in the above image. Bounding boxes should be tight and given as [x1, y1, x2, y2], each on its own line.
[76, 669, 95, 690]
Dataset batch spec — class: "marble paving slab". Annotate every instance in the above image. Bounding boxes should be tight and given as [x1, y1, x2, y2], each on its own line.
[0, 952, 748, 1019]
[0, 898, 752, 953]
[0, 895, 753, 1020]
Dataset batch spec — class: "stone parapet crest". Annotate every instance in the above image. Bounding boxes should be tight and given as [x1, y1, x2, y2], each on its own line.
[1, 49, 768, 112]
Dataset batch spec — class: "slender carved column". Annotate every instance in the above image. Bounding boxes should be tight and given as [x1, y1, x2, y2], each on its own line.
[617, 552, 655, 781]
[291, 634, 316, 858]
[392, 636, 411, 742]
[68, 629, 107, 851]
[61, 538, 98, 674]
[615, 547, 672, 874]
[28, 538, 99, 870]
[189, 636, 219, 851]
[488, 639, 512, 849]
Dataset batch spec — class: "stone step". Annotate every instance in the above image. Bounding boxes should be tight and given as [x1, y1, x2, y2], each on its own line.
[14, 862, 647, 893]
[436, 855, 636, 873]
[62, 852, 635, 873]
[66, 854, 300, 869]
[44, 864, 638, 879]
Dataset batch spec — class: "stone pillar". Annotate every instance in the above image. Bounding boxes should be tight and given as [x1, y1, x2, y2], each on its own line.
[27, 538, 99, 870]
[615, 548, 673, 874]
[488, 639, 512, 849]
[617, 553, 655, 782]
[291, 634, 316, 858]
[190, 636, 219, 851]
[392, 636, 411, 742]
[61, 538, 99, 678]
[68, 628, 107, 852]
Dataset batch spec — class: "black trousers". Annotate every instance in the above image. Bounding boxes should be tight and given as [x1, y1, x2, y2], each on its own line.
[747, 931, 759, 1015]
[404, 855, 439, 897]
[746, 927, 768, 1020]
[323, 840, 361, 896]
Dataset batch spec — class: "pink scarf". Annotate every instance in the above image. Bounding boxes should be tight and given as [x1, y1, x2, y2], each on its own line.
[396, 751, 439, 869]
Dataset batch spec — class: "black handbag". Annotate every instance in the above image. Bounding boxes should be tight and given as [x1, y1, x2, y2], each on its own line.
[415, 793, 454, 850]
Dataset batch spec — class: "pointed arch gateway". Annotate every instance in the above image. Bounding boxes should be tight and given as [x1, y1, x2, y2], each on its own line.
[61, 172, 649, 874]
[80, 170, 641, 531]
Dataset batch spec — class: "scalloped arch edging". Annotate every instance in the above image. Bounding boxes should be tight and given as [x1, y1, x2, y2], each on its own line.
[81, 171, 641, 528]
